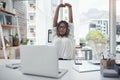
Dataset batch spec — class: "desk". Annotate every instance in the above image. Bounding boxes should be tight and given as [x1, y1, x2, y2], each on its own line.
[0, 60, 120, 80]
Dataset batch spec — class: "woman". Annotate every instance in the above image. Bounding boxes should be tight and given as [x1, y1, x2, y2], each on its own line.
[52, 3, 75, 60]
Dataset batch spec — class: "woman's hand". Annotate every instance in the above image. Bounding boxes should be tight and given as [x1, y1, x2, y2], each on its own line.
[64, 3, 72, 8]
[58, 3, 65, 8]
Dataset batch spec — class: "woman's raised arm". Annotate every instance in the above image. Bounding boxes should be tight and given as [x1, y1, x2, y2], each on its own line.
[53, 4, 65, 27]
[65, 3, 73, 23]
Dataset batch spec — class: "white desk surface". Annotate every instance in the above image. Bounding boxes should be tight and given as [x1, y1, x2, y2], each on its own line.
[0, 60, 120, 80]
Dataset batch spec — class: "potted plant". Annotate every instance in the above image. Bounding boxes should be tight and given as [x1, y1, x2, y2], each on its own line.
[10, 33, 19, 46]
[21, 38, 29, 45]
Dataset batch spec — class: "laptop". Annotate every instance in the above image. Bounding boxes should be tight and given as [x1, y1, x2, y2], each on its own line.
[20, 45, 68, 78]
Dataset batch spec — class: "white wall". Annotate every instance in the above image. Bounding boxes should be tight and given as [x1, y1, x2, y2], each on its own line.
[36, 0, 52, 45]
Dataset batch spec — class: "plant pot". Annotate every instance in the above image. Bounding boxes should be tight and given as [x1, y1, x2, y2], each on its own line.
[13, 38, 19, 46]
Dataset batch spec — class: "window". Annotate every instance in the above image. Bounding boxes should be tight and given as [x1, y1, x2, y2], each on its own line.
[29, 13, 36, 21]
[30, 40, 34, 45]
[76, 0, 109, 60]
[90, 23, 96, 28]
[30, 4, 33, 7]
[30, 28, 34, 33]
[29, 39, 35, 45]
[30, 16, 34, 20]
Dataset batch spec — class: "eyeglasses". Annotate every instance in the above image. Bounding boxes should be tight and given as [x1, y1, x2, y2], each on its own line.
[58, 26, 66, 29]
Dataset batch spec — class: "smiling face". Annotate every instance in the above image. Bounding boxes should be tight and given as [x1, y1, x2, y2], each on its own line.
[58, 23, 67, 36]
[57, 21, 69, 37]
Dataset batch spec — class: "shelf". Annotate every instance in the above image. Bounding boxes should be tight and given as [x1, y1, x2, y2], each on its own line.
[0, 7, 19, 60]
[0, 53, 15, 59]
[7, 46, 20, 50]
[1, 24, 17, 29]
[0, 8, 15, 16]
[0, 46, 19, 51]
